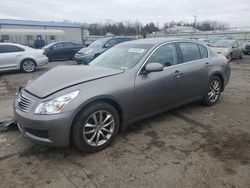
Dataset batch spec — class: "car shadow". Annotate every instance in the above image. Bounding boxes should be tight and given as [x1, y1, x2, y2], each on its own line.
[17, 102, 204, 158]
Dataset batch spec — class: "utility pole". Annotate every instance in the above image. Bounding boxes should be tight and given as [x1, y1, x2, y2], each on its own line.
[194, 15, 197, 33]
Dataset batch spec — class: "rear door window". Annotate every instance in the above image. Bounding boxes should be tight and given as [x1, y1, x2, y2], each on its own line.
[64, 43, 76, 48]
[179, 42, 201, 63]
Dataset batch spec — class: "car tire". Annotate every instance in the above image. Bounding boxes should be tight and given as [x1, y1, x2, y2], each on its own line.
[203, 76, 222, 106]
[72, 102, 120, 153]
[20, 59, 36, 73]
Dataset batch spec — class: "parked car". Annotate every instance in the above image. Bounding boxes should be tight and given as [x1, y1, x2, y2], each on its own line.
[199, 39, 212, 46]
[14, 38, 231, 152]
[243, 42, 250, 55]
[211, 40, 244, 61]
[43, 42, 82, 61]
[74, 36, 136, 64]
[0, 43, 48, 73]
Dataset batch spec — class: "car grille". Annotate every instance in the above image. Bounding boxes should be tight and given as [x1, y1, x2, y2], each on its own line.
[16, 93, 33, 112]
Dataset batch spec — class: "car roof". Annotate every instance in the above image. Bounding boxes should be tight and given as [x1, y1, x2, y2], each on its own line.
[0, 42, 27, 47]
[0, 42, 34, 50]
[0, 42, 20, 45]
[124, 38, 206, 46]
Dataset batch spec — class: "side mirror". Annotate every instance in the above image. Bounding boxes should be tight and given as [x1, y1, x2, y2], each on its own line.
[144, 63, 163, 73]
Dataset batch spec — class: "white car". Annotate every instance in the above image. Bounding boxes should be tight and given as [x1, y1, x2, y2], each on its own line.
[0, 43, 48, 73]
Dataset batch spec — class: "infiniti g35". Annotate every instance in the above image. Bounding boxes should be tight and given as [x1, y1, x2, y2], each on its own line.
[14, 38, 231, 152]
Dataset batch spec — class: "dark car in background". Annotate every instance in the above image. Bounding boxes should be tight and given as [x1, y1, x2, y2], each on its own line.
[14, 38, 230, 152]
[43, 42, 82, 61]
[74, 36, 136, 64]
[243, 42, 250, 55]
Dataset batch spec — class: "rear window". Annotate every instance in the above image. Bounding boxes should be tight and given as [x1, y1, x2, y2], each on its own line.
[0, 45, 25, 53]
[179, 42, 201, 63]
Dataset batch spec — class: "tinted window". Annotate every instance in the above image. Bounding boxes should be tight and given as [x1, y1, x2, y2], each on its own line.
[0, 45, 24, 53]
[198, 45, 208, 59]
[147, 43, 177, 67]
[179, 43, 201, 63]
[53, 43, 64, 49]
[64, 43, 75, 48]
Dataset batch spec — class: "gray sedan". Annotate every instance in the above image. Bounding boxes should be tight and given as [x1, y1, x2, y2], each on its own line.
[14, 38, 231, 152]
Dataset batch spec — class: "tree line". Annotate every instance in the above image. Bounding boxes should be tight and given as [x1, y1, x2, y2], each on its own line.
[64, 20, 229, 36]
[163, 20, 229, 31]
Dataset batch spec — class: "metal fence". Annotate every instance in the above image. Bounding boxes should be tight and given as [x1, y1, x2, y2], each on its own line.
[147, 31, 250, 42]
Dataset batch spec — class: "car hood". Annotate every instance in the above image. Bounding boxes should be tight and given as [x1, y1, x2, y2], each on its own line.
[211, 47, 229, 54]
[25, 66, 124, 98]
[78, 47, 96, 54]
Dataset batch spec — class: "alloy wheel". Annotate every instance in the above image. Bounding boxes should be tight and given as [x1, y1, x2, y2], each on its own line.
[23, 60, 35, 72]
[208, 79, 221, 103]
[83, 110, 115, 146]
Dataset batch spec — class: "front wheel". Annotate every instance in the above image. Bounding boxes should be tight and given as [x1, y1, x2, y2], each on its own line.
[20, 59, 36, 73]
[203, 76, 222, 106]
[72, 102, 119, 153]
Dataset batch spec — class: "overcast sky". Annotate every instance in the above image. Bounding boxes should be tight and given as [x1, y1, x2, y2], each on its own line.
[0, 0, 249, 27]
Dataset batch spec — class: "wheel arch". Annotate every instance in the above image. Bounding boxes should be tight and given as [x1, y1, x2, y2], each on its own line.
[69, 97, 124, 144]
[211, 72, 224, 92]
[20, 58, 37, 68]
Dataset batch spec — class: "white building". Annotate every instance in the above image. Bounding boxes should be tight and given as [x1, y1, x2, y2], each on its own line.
[0, 19, 83, 45]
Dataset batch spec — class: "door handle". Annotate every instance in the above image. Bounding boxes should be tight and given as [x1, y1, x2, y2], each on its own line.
[205, 62, 210, 67]
[172, 70, 182, 78]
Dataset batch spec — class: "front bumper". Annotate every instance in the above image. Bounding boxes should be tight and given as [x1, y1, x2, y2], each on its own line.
[74, 54, 94, 64]
[14, 107, 73, 147]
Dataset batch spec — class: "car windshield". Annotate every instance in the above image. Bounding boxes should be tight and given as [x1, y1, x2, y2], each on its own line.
[213, 40, 234, 48]
[89, 43, 152, 70]
[89, 38, 108, 48]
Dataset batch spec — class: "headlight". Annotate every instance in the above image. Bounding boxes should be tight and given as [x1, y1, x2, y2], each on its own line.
[84, 49, 93, 54]
[35, 90, 79, 114]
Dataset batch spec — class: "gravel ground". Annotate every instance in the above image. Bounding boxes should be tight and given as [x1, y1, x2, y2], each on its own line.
[0, 57, 249, 188]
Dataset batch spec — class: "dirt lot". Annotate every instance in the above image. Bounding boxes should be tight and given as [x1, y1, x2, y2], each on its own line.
[0, 57, 250, 188]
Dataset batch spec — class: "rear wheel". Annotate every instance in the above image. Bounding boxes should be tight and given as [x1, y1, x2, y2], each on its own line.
[20, 59, 36, 73]
[203, 76, 222, 106]
[72, 102, 119, 153]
